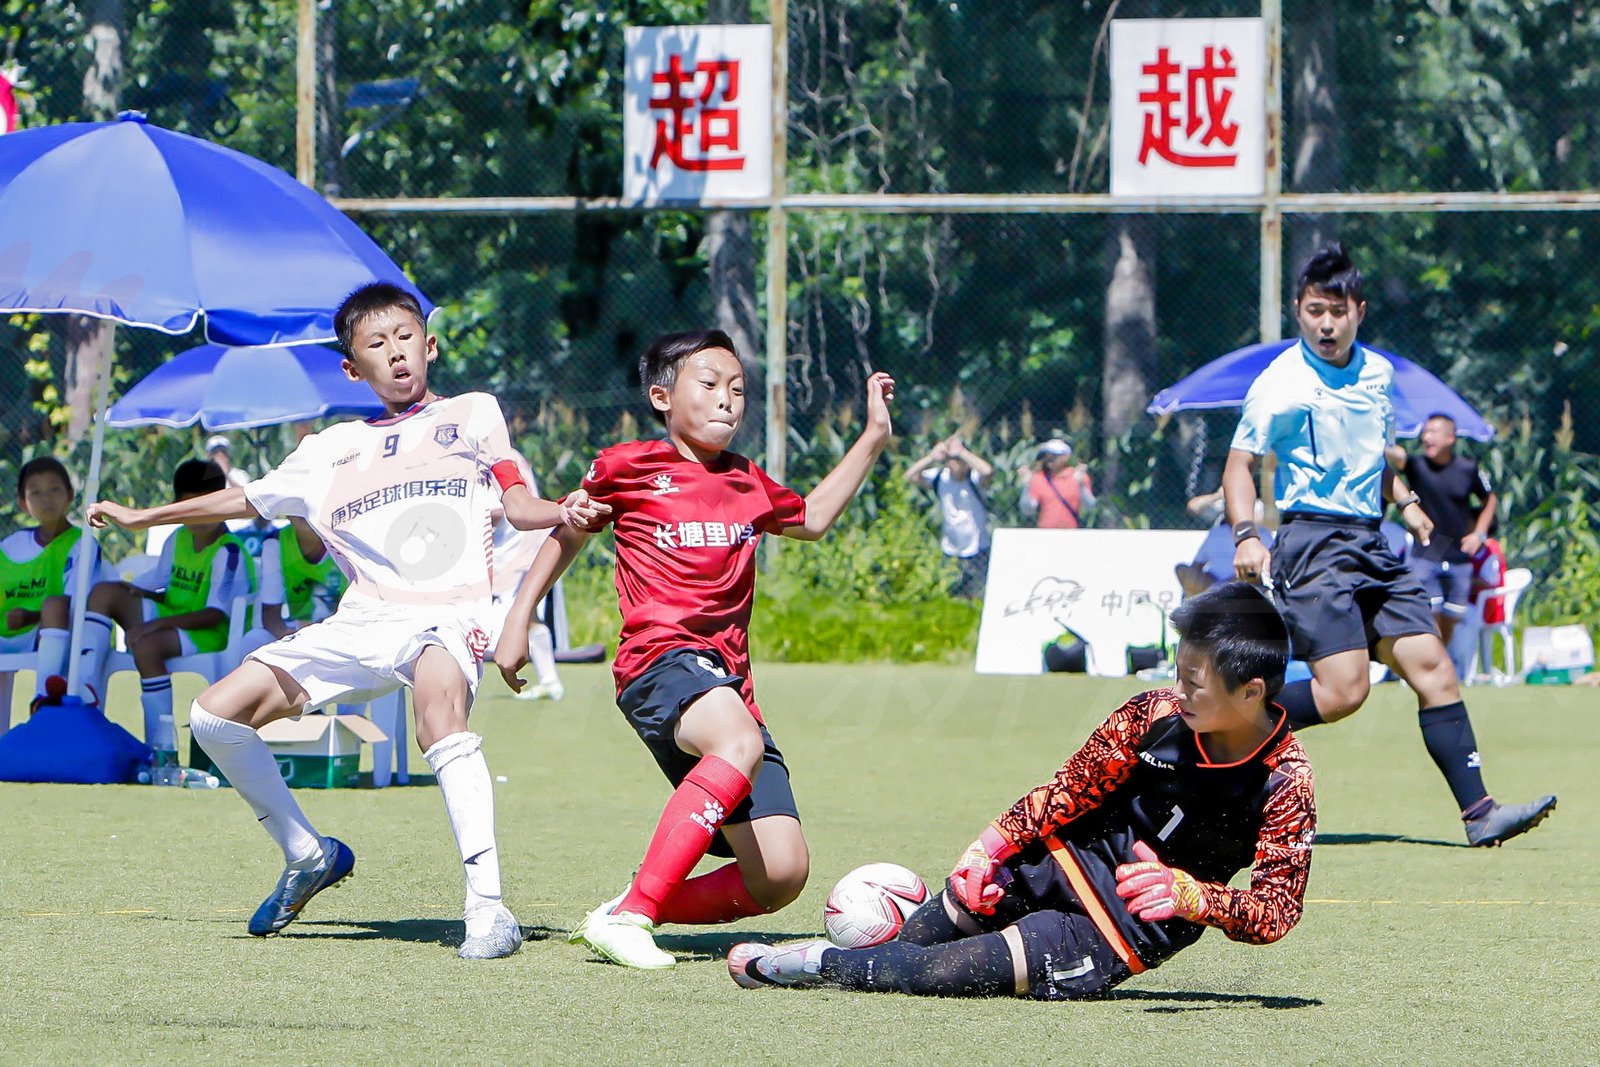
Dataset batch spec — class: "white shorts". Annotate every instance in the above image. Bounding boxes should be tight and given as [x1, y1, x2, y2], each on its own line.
[246, 596, 489, 710]
[140, 601, 203, 657]
[0, 631, 37, 654]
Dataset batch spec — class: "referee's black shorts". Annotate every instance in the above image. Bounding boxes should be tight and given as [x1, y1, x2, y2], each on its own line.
[1271, 512, 1438, 661]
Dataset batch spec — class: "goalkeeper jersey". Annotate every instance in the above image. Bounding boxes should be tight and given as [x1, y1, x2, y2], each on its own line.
[993, 689, 1316, 967]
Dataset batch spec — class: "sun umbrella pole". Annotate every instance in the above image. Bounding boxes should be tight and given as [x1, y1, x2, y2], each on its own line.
[65, 366, 113, 702]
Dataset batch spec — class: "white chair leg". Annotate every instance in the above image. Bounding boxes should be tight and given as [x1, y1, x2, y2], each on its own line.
[0, 671, 15, 737]
[366, 689, 409, 788]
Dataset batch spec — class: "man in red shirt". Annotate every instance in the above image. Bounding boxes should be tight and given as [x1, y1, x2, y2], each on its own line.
[494, 328, 895, 970]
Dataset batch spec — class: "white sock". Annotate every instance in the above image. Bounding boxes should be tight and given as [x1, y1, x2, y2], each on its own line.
[76, 612, 115, 700]
[33, 627, 69, 692]
[528, 624, 559, 688]
[140, 675, 174, 752]
[423, 731, 504, 929]
[189, 703, 324, 869]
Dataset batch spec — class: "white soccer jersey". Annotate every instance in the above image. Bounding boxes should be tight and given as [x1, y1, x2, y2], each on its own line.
[1231, 340, 1396, 520]
[244, 393, 522, 609]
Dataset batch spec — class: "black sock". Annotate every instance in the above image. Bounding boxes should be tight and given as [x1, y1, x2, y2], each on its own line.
[1277, 679, 1323, 731]
[1418, 701, 1489, 813]
[897, 893, 964, 946]
[820, 931, 1018, 997]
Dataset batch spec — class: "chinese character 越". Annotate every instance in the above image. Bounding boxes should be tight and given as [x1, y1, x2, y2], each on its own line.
[649, 54, 745, 173]
[1138, 45, 1239, 168]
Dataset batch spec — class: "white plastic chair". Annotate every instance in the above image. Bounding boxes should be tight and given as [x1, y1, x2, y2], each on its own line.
[1468, 567, 1532, 685]
[101, 591, 257, 726]
[0, 648, 37, 737]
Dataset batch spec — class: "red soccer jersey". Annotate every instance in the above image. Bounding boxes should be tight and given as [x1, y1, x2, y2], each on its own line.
[581, 439, 807, 717]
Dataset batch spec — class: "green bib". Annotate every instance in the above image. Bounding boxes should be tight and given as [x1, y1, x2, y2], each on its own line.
[157, 527, 257, 652]
[279, 529, 345, 622]
[0, 527, 83, 638]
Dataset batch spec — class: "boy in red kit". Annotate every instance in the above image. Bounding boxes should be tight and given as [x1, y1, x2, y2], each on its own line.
[494, 329, 895, 969]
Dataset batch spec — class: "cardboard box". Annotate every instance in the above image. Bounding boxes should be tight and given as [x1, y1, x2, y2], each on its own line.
[204, 714, 388, 789]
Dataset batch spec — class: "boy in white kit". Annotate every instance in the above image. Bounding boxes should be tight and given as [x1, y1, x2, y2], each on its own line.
[89, 283, 605, 959]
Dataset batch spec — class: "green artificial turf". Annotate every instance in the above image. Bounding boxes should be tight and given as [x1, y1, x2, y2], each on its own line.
[1, 665, 1594, 1064]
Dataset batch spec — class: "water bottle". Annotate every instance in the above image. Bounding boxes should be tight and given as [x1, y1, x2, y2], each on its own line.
[176, 766, 220, 789]
[150, 746, 181, 787]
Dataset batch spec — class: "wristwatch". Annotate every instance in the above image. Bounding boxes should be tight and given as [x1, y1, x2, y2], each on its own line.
[1396, 493, 1422, 509]
[1232, 520, 1260, 546]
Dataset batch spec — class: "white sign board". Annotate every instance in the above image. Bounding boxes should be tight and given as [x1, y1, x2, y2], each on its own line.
[1109, 18, 1266, 198]
[974, 528, 1207, 676]
[624, 25, 772, 204]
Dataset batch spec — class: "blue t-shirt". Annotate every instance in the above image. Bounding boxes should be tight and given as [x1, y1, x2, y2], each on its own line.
[1193, 521, 1275, 584]
[1231, 340, 1396, 520]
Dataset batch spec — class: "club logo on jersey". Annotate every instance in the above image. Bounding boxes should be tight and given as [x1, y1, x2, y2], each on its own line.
[651, 473, 680, 495]
[434, 424, 460, 447]
[332, 449, 360, 468]
[586, 463, 599, 483]
[690, 799, 726, 834]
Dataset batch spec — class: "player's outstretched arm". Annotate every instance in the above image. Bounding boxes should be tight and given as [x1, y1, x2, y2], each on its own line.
[784, 371, 896, 541]
[500, 484, 610, 532]
[492, 526, 589, 692]
[1223, 448, 1271, 584]
[88, 487, 258, 531]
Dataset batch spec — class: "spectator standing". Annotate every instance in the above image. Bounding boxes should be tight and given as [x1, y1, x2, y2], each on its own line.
[205, 434, 253, 489]
[1386, 413, 1496, 645]
[904, 435, 992, 598]
[1019, 439, 1095, 529]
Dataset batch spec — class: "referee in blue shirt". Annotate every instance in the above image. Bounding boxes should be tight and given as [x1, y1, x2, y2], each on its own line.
[1224, 244, 1554, 847]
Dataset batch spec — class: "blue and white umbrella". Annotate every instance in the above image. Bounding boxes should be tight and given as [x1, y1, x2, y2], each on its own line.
[1148, 339, 1495, 441]
[108, 343, 384, 430]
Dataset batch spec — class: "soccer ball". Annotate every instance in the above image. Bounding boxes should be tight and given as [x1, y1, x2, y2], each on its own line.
[822, 863, 930, 949]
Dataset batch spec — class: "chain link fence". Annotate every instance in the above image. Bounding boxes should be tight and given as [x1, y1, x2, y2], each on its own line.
[4, 1, 1599, 619]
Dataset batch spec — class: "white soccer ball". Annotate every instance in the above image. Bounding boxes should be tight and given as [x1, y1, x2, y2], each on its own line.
[823, 863, 930, 949]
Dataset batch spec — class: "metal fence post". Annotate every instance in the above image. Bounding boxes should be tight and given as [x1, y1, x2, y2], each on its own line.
[295, 0, 317, 188]
[765, 0, 788, 484]
[1259, 0, 1283, 343]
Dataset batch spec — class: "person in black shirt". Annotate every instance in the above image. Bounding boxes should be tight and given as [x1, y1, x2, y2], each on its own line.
[1385, 413, 1497, 644]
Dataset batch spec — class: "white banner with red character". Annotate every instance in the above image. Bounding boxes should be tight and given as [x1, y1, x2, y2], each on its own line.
[1109, 18, 1265, 198]
[623, 25, 772, 204]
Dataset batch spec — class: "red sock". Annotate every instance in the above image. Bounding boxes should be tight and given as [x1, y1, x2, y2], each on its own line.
[657, 862, 768, 925]
[618, 755, 751, 923]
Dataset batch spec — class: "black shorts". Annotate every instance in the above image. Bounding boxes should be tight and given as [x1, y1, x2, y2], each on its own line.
[946, 846, 1133, 1001]
[1410, 556, 1473, 617]
[617, 647, 800, 859]
[1272, 514, 1439, 661]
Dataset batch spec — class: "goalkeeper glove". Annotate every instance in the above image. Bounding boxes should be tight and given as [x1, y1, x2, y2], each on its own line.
[1114, 841, 1208, 923]
[948, 825, 1019, 915]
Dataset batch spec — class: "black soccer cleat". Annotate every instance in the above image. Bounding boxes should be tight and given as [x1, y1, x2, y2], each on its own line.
[1465, 795, 1557, 847]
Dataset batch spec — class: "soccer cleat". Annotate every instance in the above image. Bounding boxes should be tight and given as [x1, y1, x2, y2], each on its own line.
[247, 837, 356, 936]
[458, 905, 524, 960]
[567, 884, 630, 945]
[1465, 795, 1558, 847]
[579, 910, 675, 970]
[727, 939, 832, 989]
[514, 681, 565, 702]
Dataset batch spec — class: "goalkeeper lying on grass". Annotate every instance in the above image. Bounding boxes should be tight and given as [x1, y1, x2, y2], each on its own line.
[729, 580, 1317, 1000]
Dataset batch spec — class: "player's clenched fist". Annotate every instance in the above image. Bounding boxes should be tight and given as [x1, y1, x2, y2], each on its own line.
[864, 371, 896, 439]
[947, 825, 1018, 916]
[1114, 841, 1208, 923]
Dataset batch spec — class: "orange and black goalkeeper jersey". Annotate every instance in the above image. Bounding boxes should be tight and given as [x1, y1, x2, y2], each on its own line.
[993, 689, 1316, 958]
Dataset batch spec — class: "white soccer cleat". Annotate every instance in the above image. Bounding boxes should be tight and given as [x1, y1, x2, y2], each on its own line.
[514, 681, 565, 702]
[726, 939, 832, 989]
[580, 910, 675, 970]
[567, 884, 630, 945]
[458, 904, 524, 960]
